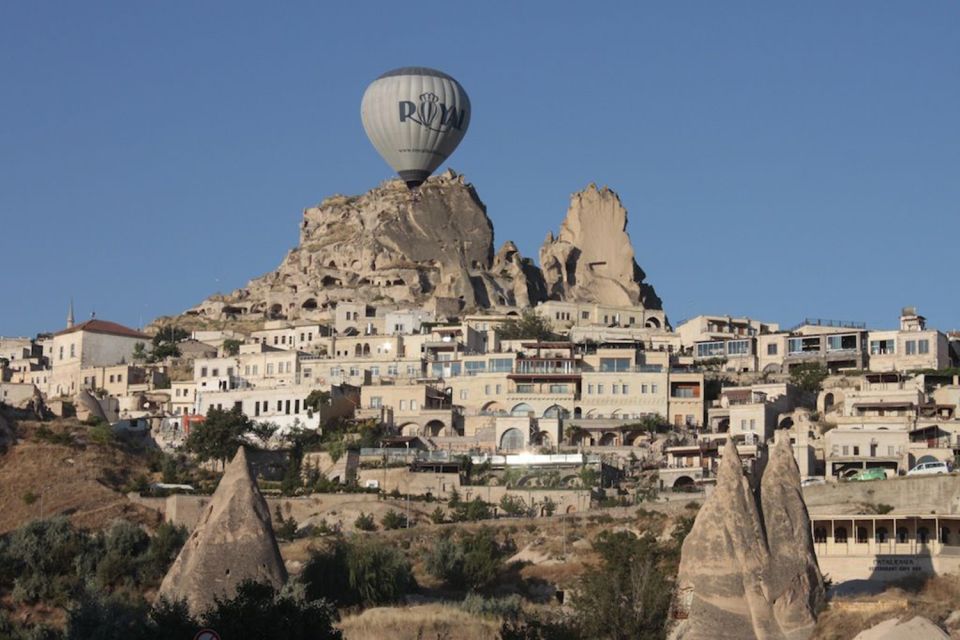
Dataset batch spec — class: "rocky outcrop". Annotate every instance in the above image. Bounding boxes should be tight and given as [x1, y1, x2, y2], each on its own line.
[761, 435, 826, 636]
[852, 617, 949, 640]
[671, 436, 824, 640]
[180, 173, 660, 324]
[539, 184, 662, 309]
[158, 447, 287, 615]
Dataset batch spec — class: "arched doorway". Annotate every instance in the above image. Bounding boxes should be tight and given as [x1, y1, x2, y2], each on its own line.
[824, 393, 835, 411]
[399, 422, 421, 437]
[599, 432, 619, 447]
[425, 420, 446, 437]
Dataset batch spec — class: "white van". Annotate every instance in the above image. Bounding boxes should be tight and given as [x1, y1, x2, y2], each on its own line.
[906, 461, 950, 476]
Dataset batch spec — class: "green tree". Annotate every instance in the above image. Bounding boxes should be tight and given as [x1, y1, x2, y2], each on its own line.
[495, 310, 561, 341]
[185, 407, 251, 469]
[499, 494, 530, 517]
[573, 531, 672, 640]
[132, 342, 147, 362]
[790, 363, 829, 395]
[222, 339, 242, 356]
[304, 390, 331, 412]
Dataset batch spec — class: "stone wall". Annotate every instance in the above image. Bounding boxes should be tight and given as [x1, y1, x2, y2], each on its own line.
[803, 475, 960, 515]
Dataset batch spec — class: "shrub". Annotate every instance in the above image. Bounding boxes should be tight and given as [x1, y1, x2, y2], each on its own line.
[499, 495, 529, 517]
[424, 527, 507, 591]
[274, 506, 299, 541]
[301, 538, 414, 609]
[460, 593, 522, 619]
[346, 538, 415, 606]
[380, 509, 408, 530]
[429, 506, 447, 524]
[354, 512, 376, 532]
[21, 491, 38, 506]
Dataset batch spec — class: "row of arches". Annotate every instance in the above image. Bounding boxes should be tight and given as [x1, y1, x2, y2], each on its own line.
[813, 526, 946, 545]
[398, 420, 450, 438]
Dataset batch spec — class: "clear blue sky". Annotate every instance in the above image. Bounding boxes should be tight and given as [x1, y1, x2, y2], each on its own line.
[2, 2, 958, 337]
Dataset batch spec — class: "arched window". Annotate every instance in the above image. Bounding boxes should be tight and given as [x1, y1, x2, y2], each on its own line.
[543, 404, 569, 418]
[500, 428, 525, 452]
[834, 527, 848, 543]
[876, 527, 888, 543]
[510, 402, 534, 417]
[897, 527, 908, 543]
[941, 527, 951, 545]
[856, 526, 868, 543]
[918, 527, 930, 544]
[814, 527, 827, 543]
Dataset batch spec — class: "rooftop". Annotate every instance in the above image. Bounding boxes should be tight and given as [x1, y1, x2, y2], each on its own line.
[54, 319, 149, 340]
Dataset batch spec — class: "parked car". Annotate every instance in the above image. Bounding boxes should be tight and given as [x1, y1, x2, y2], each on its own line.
[801, 477, 826, 487]
[907, 461, 950, 476]
[842, 468, 887, 482]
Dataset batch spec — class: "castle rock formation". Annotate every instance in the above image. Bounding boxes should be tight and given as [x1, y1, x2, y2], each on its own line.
[181, 172, 661, 323]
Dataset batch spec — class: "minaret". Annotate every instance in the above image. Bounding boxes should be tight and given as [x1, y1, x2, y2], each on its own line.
[67, 299, 75, 329]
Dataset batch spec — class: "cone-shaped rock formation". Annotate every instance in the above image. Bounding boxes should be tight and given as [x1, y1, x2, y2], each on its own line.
[157, 447, 287, 615]
[671, 436, 824, 640]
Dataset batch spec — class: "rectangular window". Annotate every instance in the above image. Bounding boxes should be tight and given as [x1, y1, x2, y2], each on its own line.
[370, 396, 382, 408]
[612, 384, 620, 395]
[484, 384, 491, 395]
[254, 401, 260, 417]
[496, 384, 502, 394]
[869, 339, 895, 355]
[294, 399, 300, 414]
[905, 340, 916, 355]
[266, 363, 274, 375]
[370, 366, 380, 377]
[749, 419, 755, 431]
[696, 342, 725, 358]
[767, 343, 778, 355]
[587, 384, 594, 395]
[212, 368, 219, 377]
[651, 384, 658, 394]
[887, 446, 894, 456]
[252, 365, 258, 375]
[622, 384, 629, 395]
[349, 367, 359, 376]
[411, 400, 418, 411]
[581, 311, 589, 319]
[459, 389, 468, 400]
[827, 334, 858, 352]
[201, 367, 208, 377]
[599, 358, 631, 372]
[465, 361, 487, 375]
[727, 340, 750, 356]
[488, 358, 513, 373]
[245, 365, 250, 375]
[853, 446, 860, 456]
[517, 384, 534, 392]
[400, 400, 407, 410]
[388, 364, 398, 376]
[549, 384, 567, 393]
[641, 384, 648, 394]
[69, 344, 75, 358]
[597, 384, 605, 394]
[919, 339, 930, 354]
[842, 445, 849, 456]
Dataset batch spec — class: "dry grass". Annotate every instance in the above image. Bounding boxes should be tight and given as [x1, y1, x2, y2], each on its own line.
[813, 575, 960, 639]
[338, 604, 500, 640]
[0, 419, 160, 534]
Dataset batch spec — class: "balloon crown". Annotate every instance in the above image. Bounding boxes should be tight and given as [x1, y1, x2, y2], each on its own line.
[419, 92, 439, 103]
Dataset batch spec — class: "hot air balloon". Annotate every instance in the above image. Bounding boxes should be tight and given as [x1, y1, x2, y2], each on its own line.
[361, 67, 471, 189]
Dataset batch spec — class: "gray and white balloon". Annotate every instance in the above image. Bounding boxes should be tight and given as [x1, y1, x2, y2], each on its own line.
[361, 67, 471, 189]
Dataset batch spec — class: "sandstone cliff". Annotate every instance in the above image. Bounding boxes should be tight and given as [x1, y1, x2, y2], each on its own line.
[671, 436, 824, 640]
[180, 172, 662, 324]
[158, 447, 287, 615]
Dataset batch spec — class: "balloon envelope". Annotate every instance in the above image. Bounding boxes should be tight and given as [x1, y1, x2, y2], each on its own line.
[361, 67, 471, 188]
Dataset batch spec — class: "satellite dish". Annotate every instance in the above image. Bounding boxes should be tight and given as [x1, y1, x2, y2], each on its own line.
[361, 67, 471, 189]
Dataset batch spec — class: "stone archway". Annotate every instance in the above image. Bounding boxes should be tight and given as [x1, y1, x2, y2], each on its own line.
[500, 428, 525, 452]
